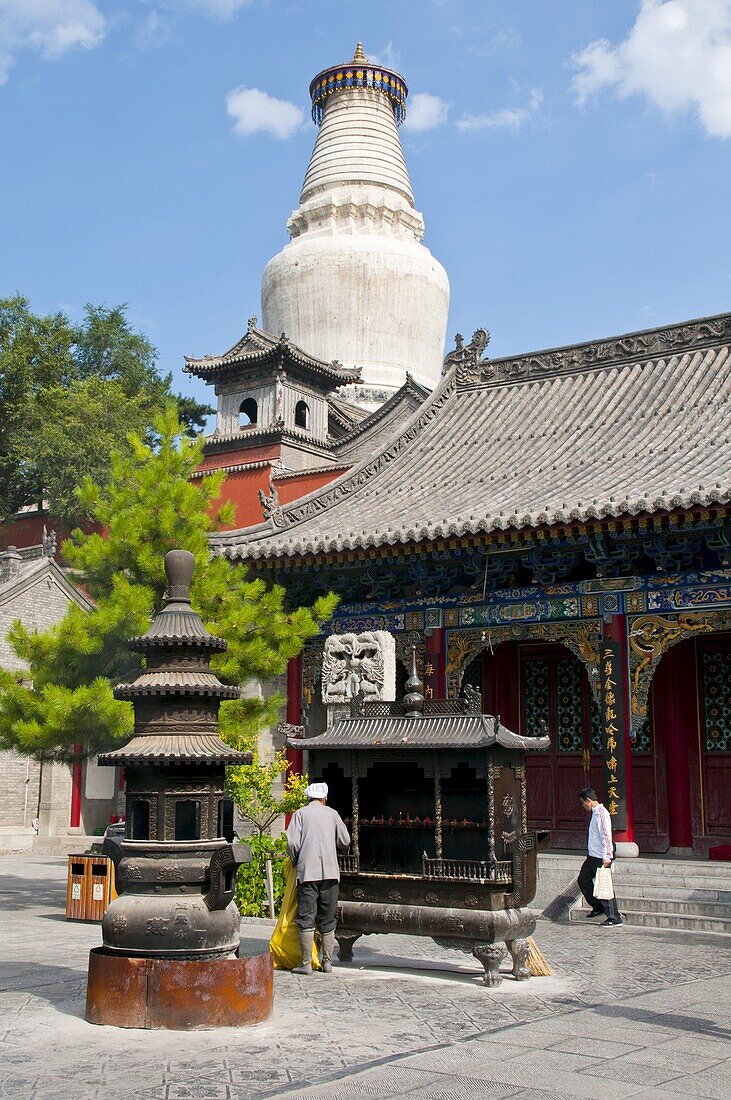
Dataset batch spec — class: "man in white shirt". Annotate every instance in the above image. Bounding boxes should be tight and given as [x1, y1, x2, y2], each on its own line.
[578, 787, 623, 926]
[286, 782, 351, 974]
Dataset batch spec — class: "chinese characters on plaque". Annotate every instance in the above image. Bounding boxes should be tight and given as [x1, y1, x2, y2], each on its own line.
[600, 640, 628, 830]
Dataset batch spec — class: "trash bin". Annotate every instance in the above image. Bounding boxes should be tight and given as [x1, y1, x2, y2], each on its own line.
[66, 854, 117, 921]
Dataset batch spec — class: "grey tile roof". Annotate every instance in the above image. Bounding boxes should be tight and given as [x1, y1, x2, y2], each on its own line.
[210, 313, 731, 561]
[184, 320, 361, 387]
[293, 714, 550, 751]
[331, 375, 431, 463]
[130, 607, 227, 650]
[114, 671, 241, 699]
[99, 734, 250, 765]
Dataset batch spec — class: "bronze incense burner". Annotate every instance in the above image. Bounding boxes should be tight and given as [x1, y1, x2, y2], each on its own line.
[289, 651, 550, 986]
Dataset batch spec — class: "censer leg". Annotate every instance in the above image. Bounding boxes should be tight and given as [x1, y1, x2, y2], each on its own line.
[472, 942, 506, 987]
[506, 937, 531, 980]
[334, 930, 362, 962]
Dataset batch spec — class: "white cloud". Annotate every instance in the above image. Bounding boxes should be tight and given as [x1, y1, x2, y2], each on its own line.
[0, 0, 105, 84]
[182, 0, 252, 16]
[135, 10, 174, 51]
[368, 41, 400, 70]
[571, 0, 731, 138]
[226, 86, 304, 140]
[456, 88, 542, 132]
[405, 92, 450, 132]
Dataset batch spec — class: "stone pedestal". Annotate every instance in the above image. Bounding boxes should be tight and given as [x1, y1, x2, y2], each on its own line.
[85, 948, 273, 1029]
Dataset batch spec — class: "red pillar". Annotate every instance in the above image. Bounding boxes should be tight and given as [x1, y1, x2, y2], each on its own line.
[655, 642, 694, 848]
[603, 615, 635, 848]
[424, 628, 446, 700]
[286, 654, 303, 777]
[69, 743, 83, 828]
[490, 643, 520, 731]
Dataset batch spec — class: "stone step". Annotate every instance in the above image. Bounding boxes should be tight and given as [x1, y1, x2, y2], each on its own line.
[614, 861, 731, 879]
[612, 883, 731, 903]
[616, 896, 731, 919]
[570, 906, 731, 934]
[615, 875, 731, 893]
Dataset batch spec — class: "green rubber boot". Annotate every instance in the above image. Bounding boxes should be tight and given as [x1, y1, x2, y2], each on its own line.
[292, 928, 314, 975]
[320, 931, 335, 973]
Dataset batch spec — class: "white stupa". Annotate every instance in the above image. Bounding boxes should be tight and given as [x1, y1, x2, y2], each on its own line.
[261, 44, 450, 408]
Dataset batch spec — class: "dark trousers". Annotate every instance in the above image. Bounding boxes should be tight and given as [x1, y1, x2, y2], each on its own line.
[296, 879, 339, 933]
[578, 856, 620, 920]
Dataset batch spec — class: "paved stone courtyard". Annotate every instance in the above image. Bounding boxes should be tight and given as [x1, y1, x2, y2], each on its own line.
[1, 856, 730, 1099]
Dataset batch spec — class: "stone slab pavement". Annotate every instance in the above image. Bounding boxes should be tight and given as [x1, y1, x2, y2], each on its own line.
[1, 856, 730, 1100]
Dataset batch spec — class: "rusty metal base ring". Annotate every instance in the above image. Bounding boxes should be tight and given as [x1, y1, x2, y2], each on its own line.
[85, 947, 274, 1030]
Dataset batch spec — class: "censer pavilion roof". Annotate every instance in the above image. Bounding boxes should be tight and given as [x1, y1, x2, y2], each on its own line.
[210, 312, 731, 562]
[293, 714, 550, 752]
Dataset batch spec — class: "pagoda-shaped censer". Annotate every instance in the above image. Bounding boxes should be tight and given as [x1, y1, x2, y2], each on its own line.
[85, 550, 273, 1029]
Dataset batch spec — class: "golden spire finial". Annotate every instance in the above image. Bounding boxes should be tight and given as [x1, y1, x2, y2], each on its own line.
[353, 42, 366, 63]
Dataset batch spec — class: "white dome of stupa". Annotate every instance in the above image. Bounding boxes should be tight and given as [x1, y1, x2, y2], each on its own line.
[261, 44, 450, 409]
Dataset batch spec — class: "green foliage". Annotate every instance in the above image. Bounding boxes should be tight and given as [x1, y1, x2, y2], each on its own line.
[0, 405, 338, 760]
[228, 751, 309, 916]
[0, 296, 212, 524]
[234, 832, 290, 918]
[227, 750, 309, 834]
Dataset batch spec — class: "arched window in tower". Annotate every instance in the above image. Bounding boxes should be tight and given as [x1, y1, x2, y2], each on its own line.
[239, 398, 258, 427]
[294, 400, 310, 430]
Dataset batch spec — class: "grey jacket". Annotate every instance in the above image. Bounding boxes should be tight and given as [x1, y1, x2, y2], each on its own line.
[285, 800, 351, 884]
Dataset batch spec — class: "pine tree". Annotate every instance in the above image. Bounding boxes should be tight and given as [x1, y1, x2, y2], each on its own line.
[0, 404, 337, 760]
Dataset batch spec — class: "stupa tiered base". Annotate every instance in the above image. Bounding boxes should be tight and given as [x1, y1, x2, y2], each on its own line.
[85, 947, 273, 1030]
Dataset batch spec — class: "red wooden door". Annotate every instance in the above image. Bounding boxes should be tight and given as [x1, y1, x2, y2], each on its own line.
[696, 637, 731, 846]
[519, 644, 602, 848]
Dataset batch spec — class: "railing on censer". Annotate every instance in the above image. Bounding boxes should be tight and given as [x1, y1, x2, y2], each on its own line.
[422, 855, 512, 884]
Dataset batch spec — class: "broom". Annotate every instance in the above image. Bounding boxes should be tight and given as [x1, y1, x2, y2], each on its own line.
[526, 936, 553, 976]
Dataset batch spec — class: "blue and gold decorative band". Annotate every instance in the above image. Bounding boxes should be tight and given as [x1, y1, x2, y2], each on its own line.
[309, 63, 408, 125]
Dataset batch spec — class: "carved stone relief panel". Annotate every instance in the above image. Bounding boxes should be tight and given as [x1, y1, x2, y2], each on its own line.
[321, 631, 396, 703]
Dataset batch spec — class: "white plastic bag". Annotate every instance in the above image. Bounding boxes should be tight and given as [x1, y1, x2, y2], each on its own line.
[594, 866, 614, 900]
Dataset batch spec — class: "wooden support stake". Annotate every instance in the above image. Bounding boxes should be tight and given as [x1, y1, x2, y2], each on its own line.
[264, 858, 275, 919]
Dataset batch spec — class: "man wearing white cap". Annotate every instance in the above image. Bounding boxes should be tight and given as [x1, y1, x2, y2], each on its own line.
[286, 782, 350, 974]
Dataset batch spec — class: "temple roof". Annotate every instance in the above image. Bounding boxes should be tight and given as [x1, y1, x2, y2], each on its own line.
[184, 319, 362, 388]
[290, 714, 549, 752]
[210, 312, 731, 561]
[331, 374, 431, 462]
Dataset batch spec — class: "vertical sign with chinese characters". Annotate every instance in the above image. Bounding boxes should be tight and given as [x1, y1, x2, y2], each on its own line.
[424, 629, 446, 701]
[600, 640, 628, 831]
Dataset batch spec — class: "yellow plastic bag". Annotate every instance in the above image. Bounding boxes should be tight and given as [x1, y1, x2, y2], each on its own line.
[269, 859, 320, 970]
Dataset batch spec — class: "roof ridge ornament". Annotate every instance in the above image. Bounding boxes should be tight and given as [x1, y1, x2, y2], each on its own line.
[443, 328, 490, 383]
[353, 41, 367, 63]
[258, 471, 286, 528]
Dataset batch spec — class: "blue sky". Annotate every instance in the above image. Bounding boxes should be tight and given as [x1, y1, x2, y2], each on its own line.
[1, 1, 729, 417]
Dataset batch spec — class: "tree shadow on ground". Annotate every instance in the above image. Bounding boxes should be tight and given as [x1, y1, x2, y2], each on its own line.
[0, 870, 66, 911]
[0, 960, 87, 1021]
